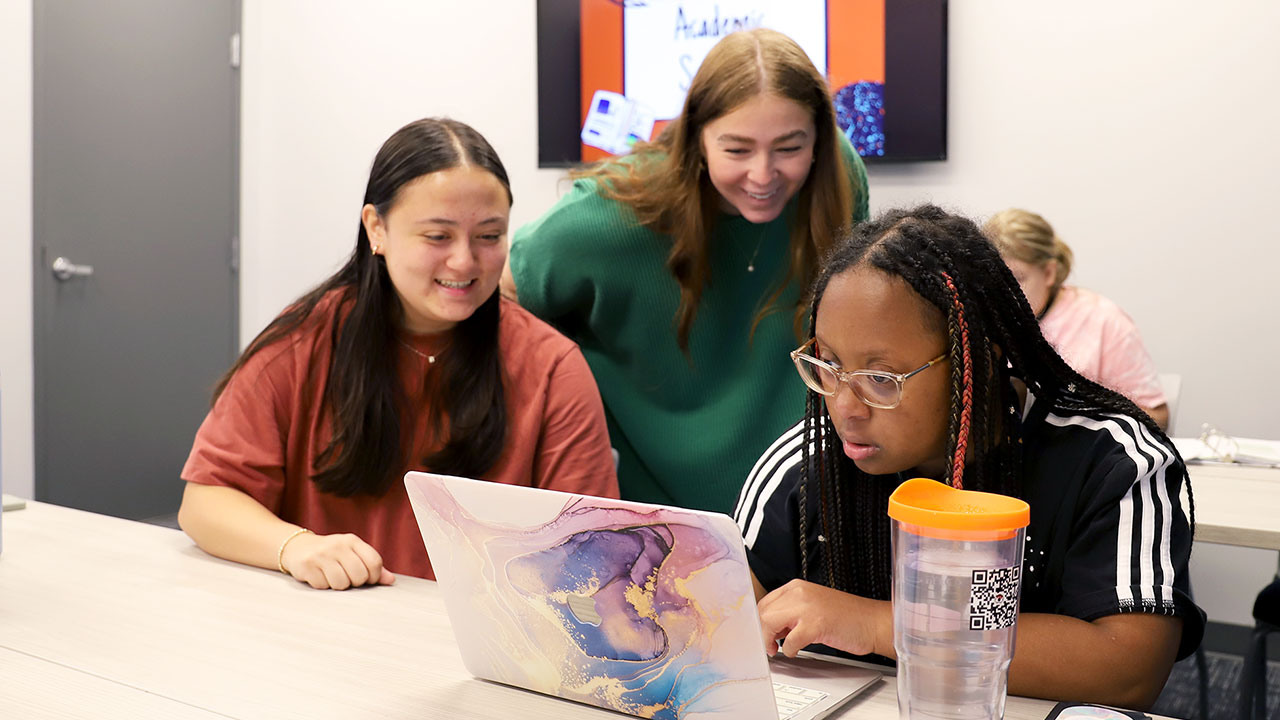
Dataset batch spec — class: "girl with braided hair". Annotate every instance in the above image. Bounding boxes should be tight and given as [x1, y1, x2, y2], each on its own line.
[733, 205, 1203, 709]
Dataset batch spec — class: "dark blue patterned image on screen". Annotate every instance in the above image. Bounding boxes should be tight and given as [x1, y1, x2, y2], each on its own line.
[834, 81, 885, 158]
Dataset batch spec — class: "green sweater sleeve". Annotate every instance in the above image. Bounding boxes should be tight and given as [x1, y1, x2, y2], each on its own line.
[509, 176, 669, 342]
[508, 177, 603, 325]
[512, 177, 662, 330]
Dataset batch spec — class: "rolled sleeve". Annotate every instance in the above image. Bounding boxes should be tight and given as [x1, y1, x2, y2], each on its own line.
[180, 346, 294, 513]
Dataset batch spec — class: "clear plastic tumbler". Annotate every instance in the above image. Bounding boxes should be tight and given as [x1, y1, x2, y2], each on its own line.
[888, 478, 1030, 720]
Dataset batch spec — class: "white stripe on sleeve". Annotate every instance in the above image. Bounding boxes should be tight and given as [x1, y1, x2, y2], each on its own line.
[1044, 412, 1174, 609]
[1129, 417, 1178, 599]
[742, 447, 805, 550]
[734, 420, 804, 528]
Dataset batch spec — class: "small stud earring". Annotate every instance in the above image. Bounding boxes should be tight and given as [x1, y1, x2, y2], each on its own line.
[371, 244, 381, 255]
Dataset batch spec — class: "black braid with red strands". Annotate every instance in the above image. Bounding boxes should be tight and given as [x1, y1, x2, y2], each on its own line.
[941, 271, 974, 489]
[793, 204, 1193, 602]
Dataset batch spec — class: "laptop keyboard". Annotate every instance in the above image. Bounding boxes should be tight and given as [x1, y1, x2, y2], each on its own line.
[772, 681, 828, 719]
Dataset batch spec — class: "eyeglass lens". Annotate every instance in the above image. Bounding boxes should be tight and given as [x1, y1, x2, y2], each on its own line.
[794, 357, 900, 407]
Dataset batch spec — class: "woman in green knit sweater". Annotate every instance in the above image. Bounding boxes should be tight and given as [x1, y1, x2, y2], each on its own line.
[502, 29, 869, 513]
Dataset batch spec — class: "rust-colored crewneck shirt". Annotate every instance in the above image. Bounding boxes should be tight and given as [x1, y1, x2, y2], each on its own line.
[182, 291, 618, 579]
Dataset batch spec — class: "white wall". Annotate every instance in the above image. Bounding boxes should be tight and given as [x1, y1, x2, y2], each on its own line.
[239, 0, 566, 339]
[0, 0, 34, 500]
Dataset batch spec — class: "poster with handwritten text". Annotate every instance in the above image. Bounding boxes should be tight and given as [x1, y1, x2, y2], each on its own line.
[579, 0, 886, 162]
[622, 0, 828, 119]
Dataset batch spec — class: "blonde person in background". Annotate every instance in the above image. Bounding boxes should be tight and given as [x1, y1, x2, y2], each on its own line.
[502, 28, 869, 514]
[984, 208, 1169, 429]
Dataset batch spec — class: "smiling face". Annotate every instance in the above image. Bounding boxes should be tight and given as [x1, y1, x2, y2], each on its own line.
[700, 92, 816, 223]
[362, 165, 510, 335]
[814, 266, 952, 478]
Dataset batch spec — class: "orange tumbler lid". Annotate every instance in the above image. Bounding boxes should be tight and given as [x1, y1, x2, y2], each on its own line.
[887, 478, 1029, 533]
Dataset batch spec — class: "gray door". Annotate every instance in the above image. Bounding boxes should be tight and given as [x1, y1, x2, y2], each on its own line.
[34, 0, 239, 520]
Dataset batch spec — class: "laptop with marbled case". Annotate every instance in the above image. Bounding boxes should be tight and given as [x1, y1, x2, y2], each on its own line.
[405, 472, 880, 720]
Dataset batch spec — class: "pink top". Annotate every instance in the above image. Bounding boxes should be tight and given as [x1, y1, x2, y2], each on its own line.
[1039, 286, 1166, 408]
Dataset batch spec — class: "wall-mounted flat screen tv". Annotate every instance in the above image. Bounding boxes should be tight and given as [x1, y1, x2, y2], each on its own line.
[537, 0, 947, 167]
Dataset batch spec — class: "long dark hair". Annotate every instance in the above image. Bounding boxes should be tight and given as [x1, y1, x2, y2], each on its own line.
[796, 204, 1190, 601]
[213, 118, 513, 497]
[571, 28, 855, 350]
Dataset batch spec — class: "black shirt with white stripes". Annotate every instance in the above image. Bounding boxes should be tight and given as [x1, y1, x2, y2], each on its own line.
[733, 393, 1206, 660]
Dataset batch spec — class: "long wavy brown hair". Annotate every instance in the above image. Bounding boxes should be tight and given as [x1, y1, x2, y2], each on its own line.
[573, 28, 854, 350]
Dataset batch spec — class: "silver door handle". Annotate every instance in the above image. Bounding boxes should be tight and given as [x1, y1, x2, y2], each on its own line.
[51, 256, 94, 281]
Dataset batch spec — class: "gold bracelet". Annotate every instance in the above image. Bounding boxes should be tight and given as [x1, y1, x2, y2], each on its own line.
[277, 527, 313, 574]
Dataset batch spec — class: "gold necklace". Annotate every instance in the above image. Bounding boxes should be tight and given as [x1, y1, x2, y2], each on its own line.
[746, 225, 768, 273]
[399, 339, 436, 364]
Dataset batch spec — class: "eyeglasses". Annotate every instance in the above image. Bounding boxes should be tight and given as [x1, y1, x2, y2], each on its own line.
[789, 337, 947, 409]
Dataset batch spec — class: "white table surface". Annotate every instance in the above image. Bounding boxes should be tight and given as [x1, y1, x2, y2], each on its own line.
[1185, 463, 1280, 550]
[0, 501, 1149, 720]
[0, 645, 231, 720]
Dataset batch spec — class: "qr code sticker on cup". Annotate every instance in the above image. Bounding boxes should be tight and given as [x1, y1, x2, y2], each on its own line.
[968, 566, 1021, 631]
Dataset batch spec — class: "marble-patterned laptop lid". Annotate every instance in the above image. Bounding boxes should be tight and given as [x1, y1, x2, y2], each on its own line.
[405, 471, 778, 719]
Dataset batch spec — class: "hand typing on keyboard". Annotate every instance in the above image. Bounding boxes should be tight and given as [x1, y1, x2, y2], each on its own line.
[757, 579, 894, 659]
